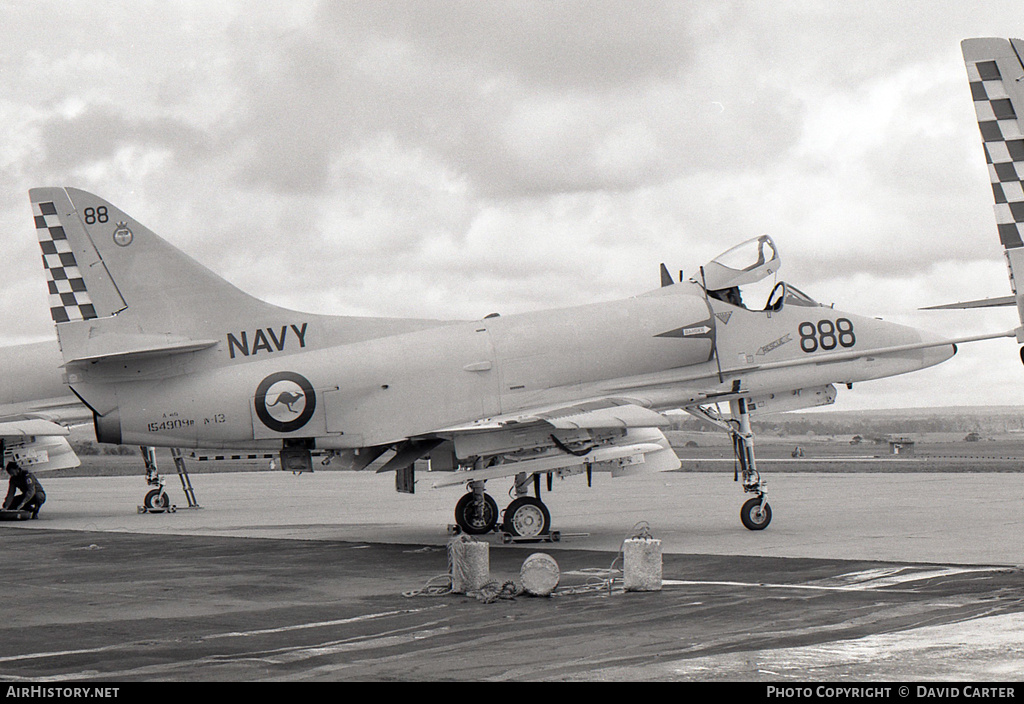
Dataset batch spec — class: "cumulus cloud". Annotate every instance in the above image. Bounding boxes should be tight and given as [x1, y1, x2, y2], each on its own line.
[1, 0, 1023, 409]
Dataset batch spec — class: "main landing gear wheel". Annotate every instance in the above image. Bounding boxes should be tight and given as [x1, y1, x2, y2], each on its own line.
[454, 492, 499, 535]
[502, 496, 551, 538]
[144, 488, 170, 512]
[740, 497, 772, 530]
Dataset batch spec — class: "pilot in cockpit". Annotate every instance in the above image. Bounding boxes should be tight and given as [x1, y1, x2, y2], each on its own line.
[709, 286, 744, 307]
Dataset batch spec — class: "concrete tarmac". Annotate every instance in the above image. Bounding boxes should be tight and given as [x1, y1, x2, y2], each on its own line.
[0, 470, 1021, 681]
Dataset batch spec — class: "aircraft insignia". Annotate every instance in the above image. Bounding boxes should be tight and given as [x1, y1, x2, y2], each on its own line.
[254, 371, 316, 433]
[715, 312, 732, 324]
[112, 222, 133, 247]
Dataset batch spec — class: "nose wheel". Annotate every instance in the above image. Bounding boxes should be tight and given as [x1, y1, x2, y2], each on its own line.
[686, 399, 775, 531]
[740, 496, 772, 530]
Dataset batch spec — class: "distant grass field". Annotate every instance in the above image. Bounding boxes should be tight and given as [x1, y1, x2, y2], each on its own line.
[667, 431, 1024, 472]
[41, 431, 1024, 478]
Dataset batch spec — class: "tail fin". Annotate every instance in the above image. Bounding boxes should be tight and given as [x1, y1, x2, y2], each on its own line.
[30, 188, 448, 374]
[962, 38, 1024, 337]
[30, 187, 277, 362]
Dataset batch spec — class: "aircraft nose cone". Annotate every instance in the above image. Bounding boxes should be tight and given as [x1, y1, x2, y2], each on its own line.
[918, 330, 957, 369]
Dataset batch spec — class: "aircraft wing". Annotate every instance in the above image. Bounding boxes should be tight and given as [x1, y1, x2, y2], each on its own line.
[0, 418, 69, 438]
[0, 398, 93, 427]
[0, 415, 82, 472]
[411, 398, 680, 488]
[410, 326, 1017, 488]
[0, 399, 89, 472]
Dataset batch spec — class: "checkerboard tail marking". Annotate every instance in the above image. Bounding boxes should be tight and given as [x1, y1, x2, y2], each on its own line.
[965, 39, 1024, 251]
[33, 201, 97, 323]
[963, 37, 1024, 331]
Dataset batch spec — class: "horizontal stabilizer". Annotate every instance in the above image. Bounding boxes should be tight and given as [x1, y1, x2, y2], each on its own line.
[62, 333, 219, 365]
[921, 295, 1016, 310]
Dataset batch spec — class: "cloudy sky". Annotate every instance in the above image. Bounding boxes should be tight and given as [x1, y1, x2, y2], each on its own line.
[1, 1, 1023, 411]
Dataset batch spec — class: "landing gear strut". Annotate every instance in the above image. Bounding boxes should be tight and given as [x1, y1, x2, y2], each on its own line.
[138, 446, 201, 514]
[729, 398, 771, 530]
[687, 398, 772, 530]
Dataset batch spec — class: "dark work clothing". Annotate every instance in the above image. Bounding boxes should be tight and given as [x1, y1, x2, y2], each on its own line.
[4, 471, 45, 515]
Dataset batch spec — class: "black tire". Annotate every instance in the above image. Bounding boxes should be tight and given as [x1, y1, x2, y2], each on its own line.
[144, 489, 169, 511]
[502, 496, 551, 538]
[454, 492, 498, 535]
[740, 497, 772, 530]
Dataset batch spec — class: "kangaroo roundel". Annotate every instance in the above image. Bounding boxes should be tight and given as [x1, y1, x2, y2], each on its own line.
[254, 372, 316, 433]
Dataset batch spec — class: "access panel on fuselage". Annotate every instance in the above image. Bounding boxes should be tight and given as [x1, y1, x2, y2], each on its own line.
[488, 292, 715, 414]
[321, 322, 502, 446]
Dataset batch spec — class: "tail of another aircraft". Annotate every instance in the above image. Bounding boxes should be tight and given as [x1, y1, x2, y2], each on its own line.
[956, 39, 1024, 340]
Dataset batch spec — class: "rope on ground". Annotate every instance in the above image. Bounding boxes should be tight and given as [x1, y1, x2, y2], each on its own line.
[606, 521, 653, 574]
[468, 580, 525, 603]
[403, 535, 461, 597]
[404, 521, 656, 600]
[402, 573, 455, 598]
[552, 567, 619, 596]
[553, 521, 653, 596]
[405, 534, 490, 598]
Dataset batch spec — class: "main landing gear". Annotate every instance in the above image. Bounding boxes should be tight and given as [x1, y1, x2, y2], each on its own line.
[453, 488, 499, 535]
[688, 398, 772, 531]
[453, 473, 553, 540]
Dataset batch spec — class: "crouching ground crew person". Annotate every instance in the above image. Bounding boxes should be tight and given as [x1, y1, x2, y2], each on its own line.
[4, 461, 45, 518]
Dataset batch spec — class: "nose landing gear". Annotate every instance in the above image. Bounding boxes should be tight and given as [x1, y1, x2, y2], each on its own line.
[687, 398, 772, 531]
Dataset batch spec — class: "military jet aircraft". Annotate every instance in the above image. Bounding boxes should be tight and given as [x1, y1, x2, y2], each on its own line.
[26, 184, 1016, 538]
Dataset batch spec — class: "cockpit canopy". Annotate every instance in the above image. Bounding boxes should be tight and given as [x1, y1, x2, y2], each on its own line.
[700, 235, 780, 290]
[695, 235, 821, 310]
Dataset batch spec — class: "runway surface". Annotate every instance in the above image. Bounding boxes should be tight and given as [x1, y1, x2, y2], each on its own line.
[0, 470, 1021, 681]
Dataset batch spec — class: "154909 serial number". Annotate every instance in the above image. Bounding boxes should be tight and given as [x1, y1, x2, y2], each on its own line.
[148, 419, 195, 432]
